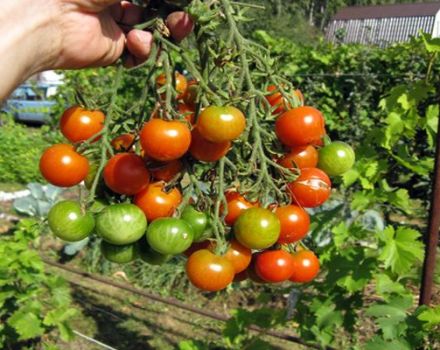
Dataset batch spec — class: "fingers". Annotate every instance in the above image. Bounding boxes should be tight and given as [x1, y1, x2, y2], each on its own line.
[110, 1, 143, 26]
[126, 30, 153, 61]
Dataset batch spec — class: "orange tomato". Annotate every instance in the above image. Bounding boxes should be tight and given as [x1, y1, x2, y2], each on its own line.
[279, 145, 319, 170]
[134, 182, 182, 222]
[60, 106, 105, 143]
[140, 119, 191, 161]
[40, 144, 89, 187]
[111, 133, 136, 152]
[189, 128, 230, 162]
[156, 72, 188, 99]
[224, 239, 252, 274]
[266, 85, 305, 114]
[223, 191, 256, 226]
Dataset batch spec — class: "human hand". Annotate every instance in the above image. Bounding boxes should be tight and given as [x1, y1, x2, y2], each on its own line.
[51, 0, 194, 69]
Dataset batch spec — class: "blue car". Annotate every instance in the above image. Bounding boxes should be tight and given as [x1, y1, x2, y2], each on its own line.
[2, 84, 59, 123]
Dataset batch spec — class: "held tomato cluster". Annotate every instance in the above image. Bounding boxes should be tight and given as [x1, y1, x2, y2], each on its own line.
[40, 75, 355, 293]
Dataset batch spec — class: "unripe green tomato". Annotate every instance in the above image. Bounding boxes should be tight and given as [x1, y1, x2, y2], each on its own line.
[146, 218, 194, 255]
[181, 206, 209, 242]
[101, 241, 138, 264]
[234, 208, 280, 249]
[318, 141, 355, 176]
[48, 200, 95, 242]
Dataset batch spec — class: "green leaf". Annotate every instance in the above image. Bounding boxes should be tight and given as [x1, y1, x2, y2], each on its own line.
[421, 32, 440, 53]
[387, 189, 412, 214]
[365, 336, 412, 350]
[378, 226, 424, 275]
[417, 305, 440, 329]
[424, 104, 439, 148]
[375, 274, 405, 299]
[7, 310, 44, 340]
[341, 169, 359, 187]
[43, 307, 77, 326]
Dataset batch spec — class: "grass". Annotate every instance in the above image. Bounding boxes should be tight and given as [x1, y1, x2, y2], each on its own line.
[0, 182, 26, 192]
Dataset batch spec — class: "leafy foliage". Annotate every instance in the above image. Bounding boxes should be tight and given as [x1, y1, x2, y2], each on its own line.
[0, 219, 76, 348]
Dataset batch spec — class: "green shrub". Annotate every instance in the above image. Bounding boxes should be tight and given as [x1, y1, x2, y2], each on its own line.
[0, 116, 62, 184]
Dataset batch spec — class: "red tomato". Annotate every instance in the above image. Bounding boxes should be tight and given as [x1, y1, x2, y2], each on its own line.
[177, 103, 195, 124]
[103, 153, 150, 195]
[134, 182, 182, 222]
[60, 106, 105, 143]
[287, 168, 331, 208]
[183, 80, 198, 108]
[197, 106, 246, 143]
[255, 250, 295, 283]
[40, 144, 89, 187]
[111, 133, 135, 152]
[275, 205, 310, 244]
[265, 86, 305, 114]
[223, 192, 256, 226]
[140, 119, 191, 161]
[156, 72, 188, 99]
[186, 249, 235, 291]
[150, 160, 183, 182]
[279, 145, 318, 170]
[189, 128, 231, 162]
[275, 106, 326, 147]
[289, 251, 320, 283]
[224, 239, 252, 274]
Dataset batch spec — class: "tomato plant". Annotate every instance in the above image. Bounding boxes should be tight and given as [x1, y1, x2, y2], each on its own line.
[318, 141, 355, 176]
[266, 85, 304, 114]
[189, 128, 231, 162]
[101, 241, 138, 264]
[150, 159, 183, 182]
[111, 133, 135, 152]
[275, 205, 310, 243]
[289, 250, 320, 283]
[180, 205, 210, 242]
[223, 192, 257, 226]
[146, 218, 194, 255]
[156, 72, 188, 99]
[279, 145, 318, 170]
[223, 239, 252, 273]
[287, 168, 331, 208]
[255, 250, 295, 283]
[40, 144, 89, 187]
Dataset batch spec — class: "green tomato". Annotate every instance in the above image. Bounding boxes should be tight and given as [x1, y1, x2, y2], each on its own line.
[181, 206, 209, 242]
[96, 204, 147, 245]
[138, 239, 172, 265]
[48, 200, 94, 242]
[101, 240, 138, 264]
[318, 141, 355, 176]
[146, 218, 194, 255]
[234, 208, 280, 249]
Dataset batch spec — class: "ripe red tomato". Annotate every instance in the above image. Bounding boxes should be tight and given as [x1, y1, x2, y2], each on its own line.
[224, 192, 256, 226]
[265, 86, 305, 114]
[111, 133, 135, 152]
[140, 119, 191, 161]
[134, 182, 182, 222]
[197, 106, 246, 142]
[156, 72, 188, 99]
[287, 168, 331, 208]
[40, 144, 89, 187]
[275, 106, 325, 147]
[279, 145, 318, 170]
[186, 249, 235, 291]
[275, 205, 310, 244]
[189, 128, 231, 162]
[178, 103, 195, 124]
[103, 153, 150, 195]
[224, 239, 252, 273]
[60, 106, 105, 143]
[255, 250, 295, 283]
[289, 250, 320, 283]
[150, 159, 183, 182]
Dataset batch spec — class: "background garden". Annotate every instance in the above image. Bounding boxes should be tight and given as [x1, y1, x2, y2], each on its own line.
[1, 0, 440, 349]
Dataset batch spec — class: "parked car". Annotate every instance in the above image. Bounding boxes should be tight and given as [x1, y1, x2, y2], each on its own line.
[1, 84, 59, 123]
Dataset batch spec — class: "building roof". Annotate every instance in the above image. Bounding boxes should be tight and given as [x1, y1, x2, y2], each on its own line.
[333, 2, 440, 20]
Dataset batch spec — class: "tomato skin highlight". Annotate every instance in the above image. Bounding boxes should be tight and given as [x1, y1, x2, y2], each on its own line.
[140, 119, 191, 161]
[275, 205, 310, 244]
[48, 200, 95, 242]
[40, 144, 89, 187]
[234, 207, 280, 249]
[189, 128, 230, 162]
[156, 72, 188, 99]
[60, 106, 105, 143]
[224, 239, 252, 273]
[275, 106, 325, 147]
[96, 204, 147, 245]
[103, 153, 150, 195]
[134, 182, 182, 222]
[318, 141, 355, 176]
[287, 168, 331, 208]
[255, 250, 295, 283]
[289, 251, 320, 283]
[279, 145, 318, 170]
[146, 218, 194, 255]
[186, 249, 235, 291]
[197, 106, 246, 142]
[224, 192, 255, 226]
